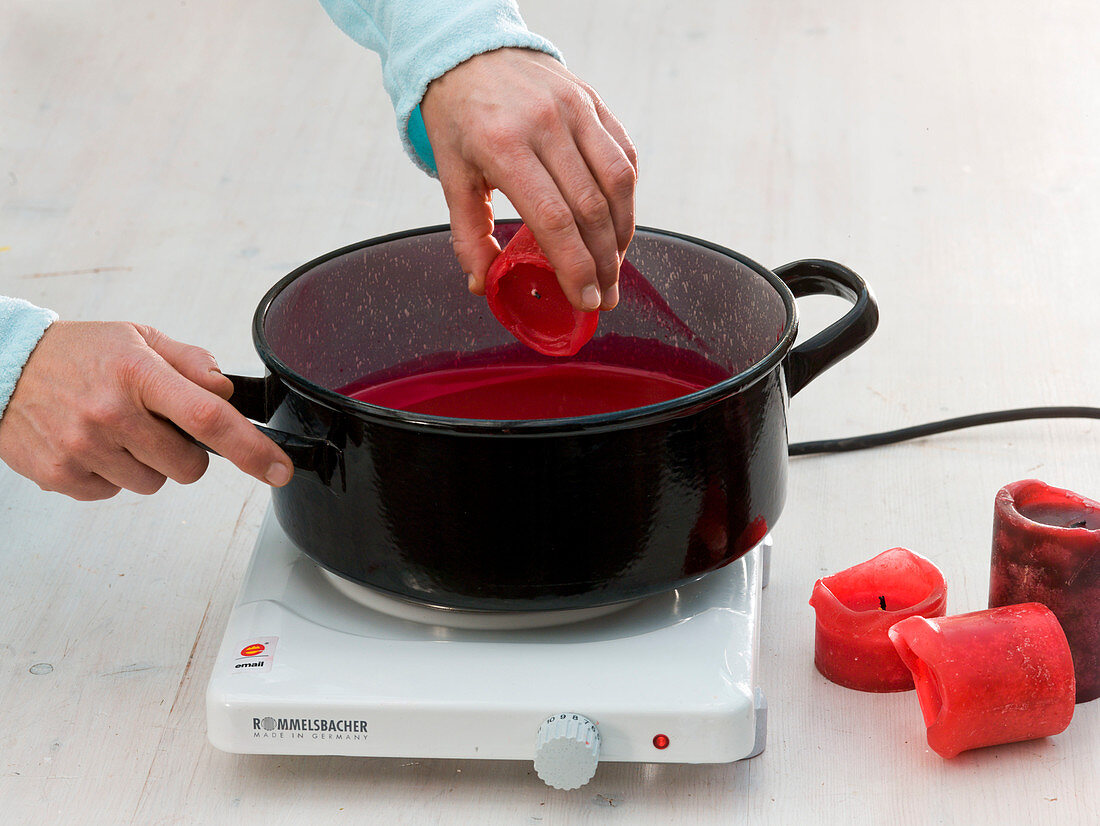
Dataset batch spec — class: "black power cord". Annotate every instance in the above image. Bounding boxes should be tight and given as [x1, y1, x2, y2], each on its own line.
[789, 406, 1100, 457]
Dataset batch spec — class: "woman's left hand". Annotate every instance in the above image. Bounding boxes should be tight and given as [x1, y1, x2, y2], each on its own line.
[420, 47, 638, 313]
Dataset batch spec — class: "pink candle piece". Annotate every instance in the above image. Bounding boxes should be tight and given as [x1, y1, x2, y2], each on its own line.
[889, 603, 1076, 758]
[809, 548, 947, 692]
[989, 479, 1100, 703]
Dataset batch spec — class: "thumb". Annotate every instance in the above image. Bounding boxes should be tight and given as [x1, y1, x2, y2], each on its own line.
[135, 325, 235, 400]
[439, 169, 501, 295]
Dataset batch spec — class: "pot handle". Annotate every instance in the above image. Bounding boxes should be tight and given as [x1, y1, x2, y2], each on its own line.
[775, 259, 879, 397]
[184, 373, 343, 485]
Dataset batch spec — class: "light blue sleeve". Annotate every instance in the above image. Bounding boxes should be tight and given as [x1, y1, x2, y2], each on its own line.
[317, 0, 564, 175]
[0, 296, 58, 422]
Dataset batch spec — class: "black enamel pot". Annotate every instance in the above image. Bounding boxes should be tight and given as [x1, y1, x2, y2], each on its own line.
[224, 221, 878, 611]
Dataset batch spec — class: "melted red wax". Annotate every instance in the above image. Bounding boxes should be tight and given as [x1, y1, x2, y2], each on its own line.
[339, 361, 711, 420]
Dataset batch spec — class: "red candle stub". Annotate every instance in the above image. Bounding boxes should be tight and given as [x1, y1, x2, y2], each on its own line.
[989, 479, 1100, 704]
[484, 224, 600, 357]
[889, 603, 1076, 758]
[809, 548, 947, 692]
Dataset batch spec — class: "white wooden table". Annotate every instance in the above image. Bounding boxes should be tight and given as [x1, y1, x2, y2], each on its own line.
[2, 1, 1097, 823]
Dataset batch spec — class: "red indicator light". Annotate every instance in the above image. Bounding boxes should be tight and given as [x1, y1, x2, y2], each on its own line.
[652, 734, 670, 750]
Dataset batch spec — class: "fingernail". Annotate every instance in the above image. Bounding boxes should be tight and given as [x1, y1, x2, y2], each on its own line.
[466, 272, 477, 292]
[601, 282, 620, 310]
[265, 462, 292, 487]
[581, 284, 602, 310]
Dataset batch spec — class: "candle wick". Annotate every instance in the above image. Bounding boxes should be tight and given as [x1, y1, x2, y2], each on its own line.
[878, 595, 887, 611]
[1069, 519, 1087, 529]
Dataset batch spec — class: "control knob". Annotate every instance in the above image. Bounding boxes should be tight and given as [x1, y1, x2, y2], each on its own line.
[534, 713, 601, 790]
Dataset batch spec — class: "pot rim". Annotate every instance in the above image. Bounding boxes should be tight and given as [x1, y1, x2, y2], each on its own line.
[251, 221, 800, 435]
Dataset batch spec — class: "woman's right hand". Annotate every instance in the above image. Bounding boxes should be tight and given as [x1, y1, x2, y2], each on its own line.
[0, 320, 293, 501]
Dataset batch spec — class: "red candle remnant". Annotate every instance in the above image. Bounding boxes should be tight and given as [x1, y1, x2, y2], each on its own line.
[989, 479, 1100, 704]
[485, 224, 600, 357]
[889, 603, 1076, 758]
[809, 548, 947, 692]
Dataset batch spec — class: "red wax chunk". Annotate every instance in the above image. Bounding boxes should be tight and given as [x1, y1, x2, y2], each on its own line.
[484, 223, 599, 357]
[989, 479, 1100, 703]
[889, 603, 1076, 758]
[809, 548, 947, 692]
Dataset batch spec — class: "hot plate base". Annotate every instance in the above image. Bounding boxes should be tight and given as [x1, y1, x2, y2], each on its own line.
[206, 507, 768, 766]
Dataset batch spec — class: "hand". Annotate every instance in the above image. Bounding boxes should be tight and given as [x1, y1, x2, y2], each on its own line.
[0, 321, 293, 501]
[420, 47, 638, 312]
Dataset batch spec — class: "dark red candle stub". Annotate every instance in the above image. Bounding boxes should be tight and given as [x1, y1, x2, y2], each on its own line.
[809, 548, 947, 692]
[989, 479, 1100, 704]
[889, 603, 1076, 758]
[484, 224, 599, 357]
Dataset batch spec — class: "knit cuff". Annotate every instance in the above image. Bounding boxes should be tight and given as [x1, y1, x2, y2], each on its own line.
[0, 297, 58, 421]
[395, 28, 564, 176]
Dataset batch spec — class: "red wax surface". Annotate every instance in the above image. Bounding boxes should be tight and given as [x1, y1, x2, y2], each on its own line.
[989, 479, 1100, 703]
[340, 362, 710, 420]
[889, 603, 1076, 758]
[485, 223, 599, 356]
[809, 548, 947, 692]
